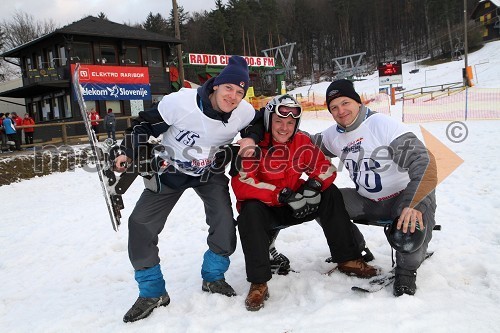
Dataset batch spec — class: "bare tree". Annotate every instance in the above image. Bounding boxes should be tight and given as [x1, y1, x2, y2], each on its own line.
[0, 11, 57, 79]
[1, 11, 57, 51]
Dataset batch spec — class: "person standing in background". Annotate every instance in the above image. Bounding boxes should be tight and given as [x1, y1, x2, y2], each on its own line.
[2, 113, 19, 151]
[22, 113, 35, 145]
[0, 113, 6, 152]
[89, 108, 100, 139]
[104, 108, 117, 142]
[11, 112, 23, 150]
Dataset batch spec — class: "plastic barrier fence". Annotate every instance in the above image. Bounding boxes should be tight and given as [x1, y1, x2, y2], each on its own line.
[403, 87, 500, 122]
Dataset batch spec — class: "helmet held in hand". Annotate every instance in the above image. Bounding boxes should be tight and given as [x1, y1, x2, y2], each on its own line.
[384, 219, 425, 254]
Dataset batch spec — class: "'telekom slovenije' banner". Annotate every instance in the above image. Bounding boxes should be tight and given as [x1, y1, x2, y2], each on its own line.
[71, 64, 151, 101]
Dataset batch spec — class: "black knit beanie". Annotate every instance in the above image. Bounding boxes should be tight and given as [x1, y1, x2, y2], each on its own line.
[325, 79, 361, 109]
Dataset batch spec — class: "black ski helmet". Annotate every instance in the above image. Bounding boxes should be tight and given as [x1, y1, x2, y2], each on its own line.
[384, 219, 426, 254]
[263, 94, 302, 136]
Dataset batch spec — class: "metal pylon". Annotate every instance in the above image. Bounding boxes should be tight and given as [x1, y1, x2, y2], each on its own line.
[261, 43, 296, 79]
[332, 52, 367, 79]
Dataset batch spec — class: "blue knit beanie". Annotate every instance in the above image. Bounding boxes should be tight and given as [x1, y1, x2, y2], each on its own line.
[213, 55, 250, 96]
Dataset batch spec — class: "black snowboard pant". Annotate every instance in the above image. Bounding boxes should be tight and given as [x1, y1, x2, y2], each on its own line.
[238, 184, 362, 284]
[128, 172, 236, 271]
[24, 132, 34, 145]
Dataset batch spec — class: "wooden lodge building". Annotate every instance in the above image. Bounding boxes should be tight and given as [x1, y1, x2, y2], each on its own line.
[0, 16, 181, 142]
[471, 0, 500, 41]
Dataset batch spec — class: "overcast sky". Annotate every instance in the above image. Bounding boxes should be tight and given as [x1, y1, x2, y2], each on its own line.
[0, 0, 228, 27]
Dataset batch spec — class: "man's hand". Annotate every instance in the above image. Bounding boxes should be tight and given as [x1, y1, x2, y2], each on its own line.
[302, 178, 322, 214]
[236, 137, 256, 157]
[278, 188, 309, 219]
[114, 154, 132, 173]
[397, 207, 424, 233]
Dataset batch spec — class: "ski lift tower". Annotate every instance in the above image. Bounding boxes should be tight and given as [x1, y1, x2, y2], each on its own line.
[261, 43, 296, 93]
[332, 52, 367, 79]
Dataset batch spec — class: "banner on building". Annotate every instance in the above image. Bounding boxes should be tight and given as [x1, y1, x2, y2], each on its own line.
[187, 53, 275, 67]
[71, 64, 151, 100]
[80, 83, 151, 101]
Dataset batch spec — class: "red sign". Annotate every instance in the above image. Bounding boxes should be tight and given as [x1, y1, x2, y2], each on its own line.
[378, 61, 402, 77]
[188, 53, 275, 67]
[71, 64, 150, 84]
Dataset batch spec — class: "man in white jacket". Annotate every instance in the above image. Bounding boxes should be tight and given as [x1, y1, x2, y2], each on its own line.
[115, 56, 263, 322]
[313, 79, 437, 297]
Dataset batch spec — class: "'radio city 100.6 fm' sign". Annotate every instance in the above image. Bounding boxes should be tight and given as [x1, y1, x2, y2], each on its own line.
[187, 53, 275, 67]
[71, 64, 151, 101]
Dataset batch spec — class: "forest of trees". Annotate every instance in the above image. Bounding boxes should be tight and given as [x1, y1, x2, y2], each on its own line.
[0, 0, 488, 82]
[178, 0, 485, 79]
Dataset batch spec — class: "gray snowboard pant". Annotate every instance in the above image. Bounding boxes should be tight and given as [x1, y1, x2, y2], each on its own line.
[340, 188, 436, 271]
[128, 173, 236, 271]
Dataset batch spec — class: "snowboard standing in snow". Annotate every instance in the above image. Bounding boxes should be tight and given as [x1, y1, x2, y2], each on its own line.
[72, 63, 142, 231]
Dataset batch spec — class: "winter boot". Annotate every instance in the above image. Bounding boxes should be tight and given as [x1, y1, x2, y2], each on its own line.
[326, 247, 375, 263]
[337, 258, 380, 278]
[361, 247, 375, 262]
[270, 253, 291, 275]
[245, 283, 269, 311]
[393, 268, 417, 296]
[123, 293, 170, 323]
[202, 278, 237, 297]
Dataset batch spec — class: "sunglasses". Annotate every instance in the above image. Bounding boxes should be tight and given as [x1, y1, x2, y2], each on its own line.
[276, 105, 302, 119]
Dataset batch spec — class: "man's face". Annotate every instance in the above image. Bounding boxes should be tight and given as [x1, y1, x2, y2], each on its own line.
[212, 83, 245, 113]
[328, 96, 361, 128]
[271, 113, 296, 143]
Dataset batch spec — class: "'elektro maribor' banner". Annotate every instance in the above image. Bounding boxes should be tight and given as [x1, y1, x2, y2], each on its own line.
[71, 64, 151, 100]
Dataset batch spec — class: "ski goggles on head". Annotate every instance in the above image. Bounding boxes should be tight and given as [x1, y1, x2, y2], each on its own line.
[276, 105, 302, 119]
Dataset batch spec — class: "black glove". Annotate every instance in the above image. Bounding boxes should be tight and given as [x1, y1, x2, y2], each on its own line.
[210, 144, 240, 175]
[278, 188, 309, 219]
[302, 178, 322, 214]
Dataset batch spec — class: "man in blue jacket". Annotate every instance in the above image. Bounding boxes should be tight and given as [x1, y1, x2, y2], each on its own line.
[2, 113, 18, 151]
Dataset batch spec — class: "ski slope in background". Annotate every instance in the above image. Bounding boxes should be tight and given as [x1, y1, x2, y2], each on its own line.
[1, 42, 499, 332]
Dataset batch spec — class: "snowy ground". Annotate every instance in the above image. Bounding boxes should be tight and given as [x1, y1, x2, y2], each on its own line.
[1, 43, 500, 332]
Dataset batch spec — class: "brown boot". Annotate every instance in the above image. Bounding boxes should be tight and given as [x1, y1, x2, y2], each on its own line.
[245, 283, 269, 311]
[338, 258, 380, 278]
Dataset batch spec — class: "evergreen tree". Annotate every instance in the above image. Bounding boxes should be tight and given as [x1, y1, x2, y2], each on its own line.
[143, 12, 169, 34]
[97, 12, 108, 20]
[167, 5, 189, 38]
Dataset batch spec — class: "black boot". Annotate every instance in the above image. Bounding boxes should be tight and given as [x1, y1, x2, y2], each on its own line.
[325, 247, 375, 263]
[393, 268, 417, 296]
[202, 279, 236, 297]
[123, 293, 170, 323]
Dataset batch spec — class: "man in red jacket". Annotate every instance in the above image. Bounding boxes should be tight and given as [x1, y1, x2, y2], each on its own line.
[89, 108, 100, 139]
[22, 113, 35, 145]
[231, 94, 378, 311]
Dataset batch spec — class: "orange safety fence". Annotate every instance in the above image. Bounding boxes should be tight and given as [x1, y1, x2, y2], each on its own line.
[247, 87, 500, 124]
[402, 87, 500, 122]
[247, 91, 391, 117]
